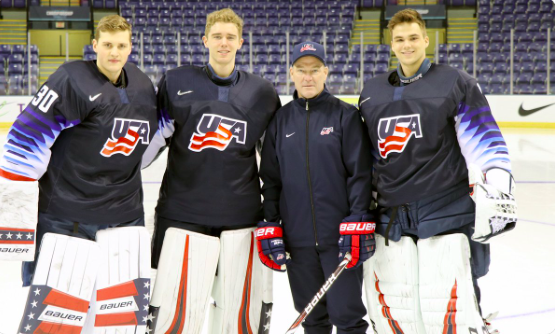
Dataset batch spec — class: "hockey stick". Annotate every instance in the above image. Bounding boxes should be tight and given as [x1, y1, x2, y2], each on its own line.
[284, 252, 352, 334]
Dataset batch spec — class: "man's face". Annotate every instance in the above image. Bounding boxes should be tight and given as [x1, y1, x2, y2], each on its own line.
[202, 22, 243, 68]
[391, 22, 429, 71]
[290, 56, 328, 99]
[92, 30, 132, 80]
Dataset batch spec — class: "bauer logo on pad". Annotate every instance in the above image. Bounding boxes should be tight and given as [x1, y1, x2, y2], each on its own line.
[189, 114, 247, 152]
[377, 114, 423, 159]
[101, 118, 151, 157]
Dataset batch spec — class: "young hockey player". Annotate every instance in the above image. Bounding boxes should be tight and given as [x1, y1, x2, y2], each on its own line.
[143, 8, 281, 334]
[0, 15, 156, 333]
[359, 9, 516, 334]
[257, 41, 375, 334]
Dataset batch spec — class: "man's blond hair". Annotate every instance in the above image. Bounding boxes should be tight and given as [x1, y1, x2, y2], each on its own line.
[95, 15, 132, 41]
[205, 8, 244, 38]
[388, 9, 427, 37]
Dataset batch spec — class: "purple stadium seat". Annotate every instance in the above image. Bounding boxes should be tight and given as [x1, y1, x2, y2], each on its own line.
[8, 53, 23, 64]
[364, 45, 378, 53]
[514, 4, 527, 13]
[143, 54, 153, 66]
[8, 63, 23, 75]
[532, 72, 547, 83]
[375, 63, 389, 74]
[84, 54, 96, 61]
[263, 73, 275, 83]
[528, 3, 540, 13]
[333, 53, 347, 63]
[516, 72, 533, 83]
[376, 53, 389, 64]
[166, 54, 178, 66]
[13, 0, 25, 7]
[180, 54, 191, 65]
[341, 82, 357, 95]
[128, 54, 139, 65]
[377, 44, 390, 53]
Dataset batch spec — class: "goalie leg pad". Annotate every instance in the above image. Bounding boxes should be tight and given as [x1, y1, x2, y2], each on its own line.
[418, 234, 488, 334]
[209, 228, 273, 334]
[81, 226, 151, 334]
[18, 233, 100, 334]
[363, 234, 426, 334]
[0, 180, 38, 261]
[149, 228, 220, 334]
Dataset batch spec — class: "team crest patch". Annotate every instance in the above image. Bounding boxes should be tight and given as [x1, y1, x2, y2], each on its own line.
[101, 118, 150, 157]
[377, 114, 422, 158]
[300, 43, 317, 52]
[189, 114, 247, 152]
[320, 127, 333, 135]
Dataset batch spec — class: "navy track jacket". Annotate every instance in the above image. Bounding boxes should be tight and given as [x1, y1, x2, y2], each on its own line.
[260, 89, 372, 248]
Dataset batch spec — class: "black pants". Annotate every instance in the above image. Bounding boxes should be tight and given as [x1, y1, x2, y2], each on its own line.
[287, 245, 368, 334]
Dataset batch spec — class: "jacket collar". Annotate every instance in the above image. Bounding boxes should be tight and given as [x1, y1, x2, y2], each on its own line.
[293, 86, 330, 109]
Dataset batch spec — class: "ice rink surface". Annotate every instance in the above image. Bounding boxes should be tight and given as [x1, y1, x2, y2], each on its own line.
[1, 127, 554, 334]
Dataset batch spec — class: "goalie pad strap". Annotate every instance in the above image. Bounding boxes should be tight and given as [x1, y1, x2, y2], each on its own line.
[18, 233, 100, 333]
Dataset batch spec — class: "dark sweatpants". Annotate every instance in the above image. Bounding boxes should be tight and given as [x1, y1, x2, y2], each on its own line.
[287, 245, 368, 334]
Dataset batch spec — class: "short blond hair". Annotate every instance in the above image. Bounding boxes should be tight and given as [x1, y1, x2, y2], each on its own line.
[388, 9, 427, 37]
[95, 15, 132, 41]
[205, 8, 243, 38]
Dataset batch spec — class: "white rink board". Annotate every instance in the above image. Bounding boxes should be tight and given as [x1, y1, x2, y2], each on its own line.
[1, 95, 555, 127]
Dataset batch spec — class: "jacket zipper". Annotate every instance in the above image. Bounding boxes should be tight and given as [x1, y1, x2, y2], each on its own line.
[305, 100, 319, 246]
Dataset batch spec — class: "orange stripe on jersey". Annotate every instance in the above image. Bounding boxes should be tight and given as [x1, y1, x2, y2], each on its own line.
[0, 240, 34, 244]
[96, 281, 138, 301]
[35, 322, 83, 334]
[43, 289, 90, 313]
[95, 312, 138, 326]
[167, 235, 189, 333]
[0, 168, 36, 181]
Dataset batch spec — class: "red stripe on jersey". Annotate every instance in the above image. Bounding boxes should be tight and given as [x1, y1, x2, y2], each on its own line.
[96, 281, 138, 301]
[0, 227, 35, 232]
[43, 289, 90, 313]
[443, 280, 458, 334]
[104, 130, 140, 149]
[238, 234, 254, 334]
[95, 312, 138, 326]
[35, 322, 83, 334]
[0, 240, 34, 244]
[0, 168, 36, 181]
[167, 235, 189, 333]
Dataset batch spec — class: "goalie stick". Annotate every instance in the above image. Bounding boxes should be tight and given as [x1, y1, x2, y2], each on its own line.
[284, 252, 352, 334]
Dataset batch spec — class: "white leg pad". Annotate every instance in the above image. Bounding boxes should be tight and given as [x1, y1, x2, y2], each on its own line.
[18, 233, 100, 333]
[0, 180, 38, 261]
[418, 234, 488, 334]
[149, 228, 220, 334]
[209, 228, 273, 334]
[81, 226, 151, 334]
[363, 234, 426, 334]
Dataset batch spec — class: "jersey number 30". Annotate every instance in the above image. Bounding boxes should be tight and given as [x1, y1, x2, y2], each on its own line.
[31, 85, 59, 113]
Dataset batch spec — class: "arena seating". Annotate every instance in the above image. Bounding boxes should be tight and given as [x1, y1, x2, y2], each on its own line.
[0, 44, 39, 95]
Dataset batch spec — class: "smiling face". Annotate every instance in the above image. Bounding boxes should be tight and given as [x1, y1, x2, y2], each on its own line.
[92, 29, 131, 83]
[202, 22, 243, 70]
[391, 22, 429, 77]
[290, 56, 328, 99]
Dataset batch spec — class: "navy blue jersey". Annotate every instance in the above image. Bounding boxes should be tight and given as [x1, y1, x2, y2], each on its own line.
[260, 90, 372, 247]
[359, 64, 511, 207]
[0, 61, 157, 224]
[147, 65, 280, 226]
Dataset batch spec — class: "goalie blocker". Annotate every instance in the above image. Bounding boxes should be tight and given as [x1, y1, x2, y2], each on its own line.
[148, 227, 273, 334]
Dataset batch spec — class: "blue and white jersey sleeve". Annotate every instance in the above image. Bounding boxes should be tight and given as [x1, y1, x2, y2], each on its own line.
[0, 68, 85, 181]
[454, 78, 511, 173]
[141, 74, 175, 168]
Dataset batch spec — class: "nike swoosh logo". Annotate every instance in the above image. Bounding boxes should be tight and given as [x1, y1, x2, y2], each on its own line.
[360, 97, 371, 105]
[89, 93, 102, 101]
[518, 102, 555, 116]
[178, 90, 193, 96]
[286, 132, 295, 138]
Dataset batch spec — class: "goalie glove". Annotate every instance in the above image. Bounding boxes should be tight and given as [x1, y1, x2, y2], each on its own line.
[338, 214, 376, 269]
[468, 164, 517, 243]
[255, 221, 290, 272]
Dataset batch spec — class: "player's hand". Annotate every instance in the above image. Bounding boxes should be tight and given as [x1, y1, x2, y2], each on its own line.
[338, 214, 376, 269]
[468, 164, 517, 243]
[255, 221, 290, 272]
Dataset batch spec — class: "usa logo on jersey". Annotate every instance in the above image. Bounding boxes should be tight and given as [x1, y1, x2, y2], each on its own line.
[377, 114, 422, 158]
[189, 114, 247, 152]
[101, 118, 150, 157]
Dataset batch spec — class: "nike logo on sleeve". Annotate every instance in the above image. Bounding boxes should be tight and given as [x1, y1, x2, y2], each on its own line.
[518, 103, 555, 116]
[177, 90, 193, 96]
[89, 93, 102, 101]
[286, 132, 295, 138]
